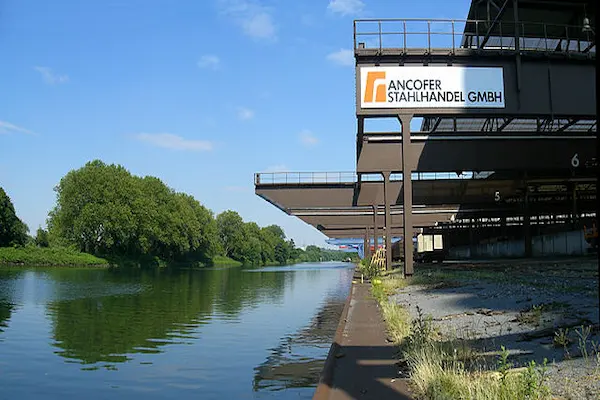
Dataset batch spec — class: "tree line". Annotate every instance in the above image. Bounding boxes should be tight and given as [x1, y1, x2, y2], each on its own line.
[1, 160, 356, 266]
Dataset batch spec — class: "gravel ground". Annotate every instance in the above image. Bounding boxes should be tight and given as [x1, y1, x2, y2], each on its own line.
[389, 257, 599, 400]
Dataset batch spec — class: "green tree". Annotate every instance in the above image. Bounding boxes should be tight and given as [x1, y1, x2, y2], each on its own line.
[47, 160, 137, 255]
[45, 159, 307, 267]
[290, 246, 303, 261]
[47, 160, 218, 264]
[0, 187, 29, 247]
[263, 225, 285, 241]
[274, 241, 290, 264]
[35, 228, 50, 248]
[216, 211, 246, 260]
[258, 227, 278, 264]
[242, 223, 260, 261]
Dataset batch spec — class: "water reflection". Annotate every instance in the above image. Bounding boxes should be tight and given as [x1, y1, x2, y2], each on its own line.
[46, 268, 290, 366]
[0, 269, 22, 336]
[0, 263, 354, 399]
[0, 300, 13, 334]
[253, 268, 353, 392]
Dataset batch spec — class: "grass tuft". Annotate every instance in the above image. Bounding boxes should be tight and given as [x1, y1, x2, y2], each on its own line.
[210, 255, 243, 267]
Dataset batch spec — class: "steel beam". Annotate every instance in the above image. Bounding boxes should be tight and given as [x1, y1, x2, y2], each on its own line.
[255, 185, 355, 209]
[409, 135, 596, 172]
[556, 119, 579, 132]
[479, 0, 510, 48]
[256, 178, 594, 210]
[497, 118, 514, 131]
[296, 212, 456, 229]
[357, 135, 596, 173]
[322, 229, 404, 239]
[358, 179, 524, 206]
[431, 117, 443, 132]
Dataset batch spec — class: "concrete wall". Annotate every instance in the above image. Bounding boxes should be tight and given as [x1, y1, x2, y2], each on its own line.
[449, 230, 591, 259]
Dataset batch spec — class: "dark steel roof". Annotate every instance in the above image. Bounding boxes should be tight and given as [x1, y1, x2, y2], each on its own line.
[465, 0, 596, 28]
[461, 0, 596, 51]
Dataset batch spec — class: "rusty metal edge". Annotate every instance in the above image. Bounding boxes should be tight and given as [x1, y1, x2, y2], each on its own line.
[312, 278, 355, 400]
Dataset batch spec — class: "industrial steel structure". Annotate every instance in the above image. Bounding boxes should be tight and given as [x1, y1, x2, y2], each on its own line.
[255, 0, 597, 275]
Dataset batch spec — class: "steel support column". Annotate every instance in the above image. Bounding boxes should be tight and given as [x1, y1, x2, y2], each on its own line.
[372, 205, 378, 256]
[400, 115, 414, 276]
[469, 219, 476, 257]
[383, 171, 392, 271]
[524, 187, 532, 257]
[571, 183, 578, 229]
[363, 232, 368, 259]
[513, 0, 522, 109]
[364, 227, 371, 259]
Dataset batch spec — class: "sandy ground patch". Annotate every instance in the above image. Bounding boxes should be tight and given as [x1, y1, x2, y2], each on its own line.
[389, 257, 599, 400]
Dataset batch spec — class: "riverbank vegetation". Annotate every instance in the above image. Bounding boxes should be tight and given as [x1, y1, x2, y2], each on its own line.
[0, 247, 108, 267]
[1, 187, 29, 248]
[372, 272, 552, 400]
[1, 160, 356, 267]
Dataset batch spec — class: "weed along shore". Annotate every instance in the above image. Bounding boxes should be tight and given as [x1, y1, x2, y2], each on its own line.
[362, 258, 600, 400]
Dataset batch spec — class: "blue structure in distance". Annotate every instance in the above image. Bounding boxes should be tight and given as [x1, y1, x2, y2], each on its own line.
[326, 237, 404, 259]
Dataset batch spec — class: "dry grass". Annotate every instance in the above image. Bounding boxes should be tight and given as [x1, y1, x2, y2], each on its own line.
[407, 345, 551, 400]
[380, 299, 412, 344]
[372, 280, 411, 343]
[371, 277, 553, 400]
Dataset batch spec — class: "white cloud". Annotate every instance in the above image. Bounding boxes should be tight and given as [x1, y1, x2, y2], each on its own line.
[237, 107, 255, 120]
[34, 66, 69, 85]
[264, 164, 289, 173]
[0, 120, 34, 135]
[135, 133, 213, 151]
[299, 130, 319, 146]
[243, 11, 275, 39]
[197, 54, 221, 69]
[218, 0, 277, 41]
[328, 0, 364, 16]
[326, 48, 354, 66]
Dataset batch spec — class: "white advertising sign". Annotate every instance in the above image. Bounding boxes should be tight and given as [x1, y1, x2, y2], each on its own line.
[360, 66, 505, 109]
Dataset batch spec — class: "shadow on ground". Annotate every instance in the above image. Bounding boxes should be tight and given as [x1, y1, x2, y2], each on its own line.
[320, 343, 413, 400]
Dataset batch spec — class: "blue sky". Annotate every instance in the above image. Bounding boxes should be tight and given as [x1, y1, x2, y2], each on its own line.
[0, 0, 471, 248]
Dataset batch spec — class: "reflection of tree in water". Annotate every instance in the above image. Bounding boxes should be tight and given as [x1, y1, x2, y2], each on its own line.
[0, 269, 24, 335]
[47, 267, 287, 367]
[214, 269, 289, 315]
[0, 300, 13, 334]
[253, 295, 347, 392]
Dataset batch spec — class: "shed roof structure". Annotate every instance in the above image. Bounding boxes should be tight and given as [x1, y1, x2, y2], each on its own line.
[255, 0, 597, 272]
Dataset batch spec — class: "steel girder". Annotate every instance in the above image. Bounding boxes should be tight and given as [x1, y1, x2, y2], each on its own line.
[357, 135, 596, 173]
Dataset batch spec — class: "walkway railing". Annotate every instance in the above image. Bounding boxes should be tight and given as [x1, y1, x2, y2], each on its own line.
[354, 18, 595, 56]
[254, 171, 485, 185]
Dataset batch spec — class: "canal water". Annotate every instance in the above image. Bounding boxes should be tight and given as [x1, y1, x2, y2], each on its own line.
[0, 262, 354, 399]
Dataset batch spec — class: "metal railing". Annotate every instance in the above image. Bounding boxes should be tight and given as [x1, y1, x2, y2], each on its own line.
[254, 171, 487, 185]
[255, 172, 357, 185]
[354, 18, 595, 56]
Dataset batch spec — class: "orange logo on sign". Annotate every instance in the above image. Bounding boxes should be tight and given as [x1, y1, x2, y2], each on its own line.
[364, 71, 387, 103]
